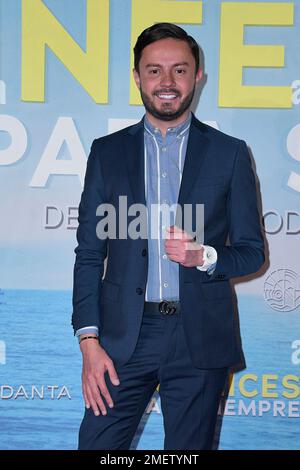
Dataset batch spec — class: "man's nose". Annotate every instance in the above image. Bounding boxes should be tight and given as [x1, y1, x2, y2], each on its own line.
[160, 71, 175, 87]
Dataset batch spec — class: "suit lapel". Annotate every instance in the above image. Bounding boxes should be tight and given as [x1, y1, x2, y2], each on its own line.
[124, 120, 146, 205]
[123, 115, 211, 209]
[177, 115, 211, 207]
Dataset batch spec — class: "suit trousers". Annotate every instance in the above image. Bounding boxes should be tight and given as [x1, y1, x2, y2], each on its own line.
[78, 307, 228, 450]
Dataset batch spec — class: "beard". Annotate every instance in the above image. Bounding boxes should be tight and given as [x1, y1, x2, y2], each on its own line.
[139, 86, 195, 122]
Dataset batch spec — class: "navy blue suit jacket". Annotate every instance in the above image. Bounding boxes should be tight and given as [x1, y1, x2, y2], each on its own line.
[72, 114, 264, 368]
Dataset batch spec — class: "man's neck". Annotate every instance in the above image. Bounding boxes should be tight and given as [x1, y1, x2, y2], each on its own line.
[145, 110, 191, 137]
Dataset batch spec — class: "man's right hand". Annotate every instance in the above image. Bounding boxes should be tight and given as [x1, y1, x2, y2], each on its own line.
[80, 336, 120, 417]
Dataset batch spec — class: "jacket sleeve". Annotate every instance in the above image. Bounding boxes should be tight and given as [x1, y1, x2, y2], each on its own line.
[209, 139, 265, 281]
[72, 140, 108, 332]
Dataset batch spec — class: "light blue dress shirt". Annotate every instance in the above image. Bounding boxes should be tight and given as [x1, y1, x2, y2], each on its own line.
[143, 113, 191, 301]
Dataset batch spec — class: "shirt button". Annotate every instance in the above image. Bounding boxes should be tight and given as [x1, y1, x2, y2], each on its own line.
[162, 254, 168, 260]
[162, 172, 167, 178]
[161, 147, 167, 152]
[163, 282, 169, 288]
[142, 249, 147, 257]
[136, 287, 144, 295]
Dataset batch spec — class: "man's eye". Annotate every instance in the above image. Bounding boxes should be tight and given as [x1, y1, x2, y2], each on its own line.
[149, 69, 159, 75]
[176, 69, 185, 74]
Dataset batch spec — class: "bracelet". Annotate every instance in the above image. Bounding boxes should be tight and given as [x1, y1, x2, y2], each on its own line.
[79, 336, 99, 344]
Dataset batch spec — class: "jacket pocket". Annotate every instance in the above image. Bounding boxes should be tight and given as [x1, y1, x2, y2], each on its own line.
[197, 176, 224, 188]
[200, 281, 232, 300]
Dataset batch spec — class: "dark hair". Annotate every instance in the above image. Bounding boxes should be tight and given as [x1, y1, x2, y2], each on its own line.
[134, 23, 200, 74]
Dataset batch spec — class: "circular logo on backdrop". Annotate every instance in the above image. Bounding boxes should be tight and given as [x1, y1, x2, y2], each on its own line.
[264, 269, 300, 312]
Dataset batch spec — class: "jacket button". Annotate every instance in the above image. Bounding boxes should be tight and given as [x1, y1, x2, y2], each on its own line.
[142, 249, 147, 257]
[136, 287, 144, 295]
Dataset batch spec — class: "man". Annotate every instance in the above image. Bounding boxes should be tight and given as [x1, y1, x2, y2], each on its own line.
[72, 23, 264, 450]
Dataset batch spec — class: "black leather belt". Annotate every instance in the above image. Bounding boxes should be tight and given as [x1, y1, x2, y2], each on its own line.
[144, 301, 181, 315]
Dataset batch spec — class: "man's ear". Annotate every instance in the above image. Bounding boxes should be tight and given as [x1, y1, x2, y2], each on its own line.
[133, 69, 141, 89]
[195, 68, 203, 83]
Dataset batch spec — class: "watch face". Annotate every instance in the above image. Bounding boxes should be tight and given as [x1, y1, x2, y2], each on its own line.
[204, 246, 217, 264]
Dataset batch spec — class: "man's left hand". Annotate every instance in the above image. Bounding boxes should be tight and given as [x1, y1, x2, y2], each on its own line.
[164, 225, 204, 267]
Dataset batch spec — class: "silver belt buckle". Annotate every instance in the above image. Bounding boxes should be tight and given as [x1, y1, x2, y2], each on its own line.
[159, 301, 177, 315]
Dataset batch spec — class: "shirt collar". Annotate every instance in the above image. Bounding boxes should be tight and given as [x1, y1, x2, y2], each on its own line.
[144, 112, 192, 138]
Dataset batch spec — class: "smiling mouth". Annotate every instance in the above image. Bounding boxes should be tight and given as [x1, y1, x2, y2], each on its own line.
[155, 92, 179, 101]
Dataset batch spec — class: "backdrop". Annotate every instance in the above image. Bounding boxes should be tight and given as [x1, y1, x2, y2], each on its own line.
[0, 0, 299, 450]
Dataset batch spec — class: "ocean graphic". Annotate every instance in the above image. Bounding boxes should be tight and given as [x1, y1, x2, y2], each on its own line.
[0, 290, 299, 450]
